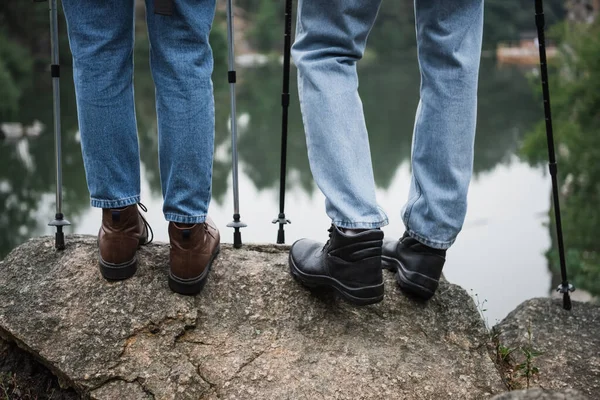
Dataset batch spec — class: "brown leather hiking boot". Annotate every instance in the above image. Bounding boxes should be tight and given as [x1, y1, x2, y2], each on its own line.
[98, 204, 152, 281]
[168, 217, 220, 295]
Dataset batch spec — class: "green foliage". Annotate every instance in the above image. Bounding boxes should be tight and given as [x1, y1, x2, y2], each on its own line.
[367, 1, 417, 55]
[0, 61, 21, 117]
[0, 35, 33, 117]
[497, 345, 515, 363]
[0, 2, 50, 61]
[514, 322, 543, 389]
[520, 20, 600, 296]
[210, 17, 228, 69]
[239, 0, 566, 56]
[483, 0, 565, 47]
[493, 323, 543, 390]
[249, 0, 283, 53]
[0, 2, 69, 117]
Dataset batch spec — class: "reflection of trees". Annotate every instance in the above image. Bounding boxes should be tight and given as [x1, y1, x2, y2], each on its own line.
[473, 59, 539, 173]
[0, 22, 233, 259]
[1, 12, 546, 260]
[521, 21, 600, 297]
[236, 64, 312, 194]
[0, 69, 88, 259]
[234, 56, 539, 194]
[359, 56, 418, 189]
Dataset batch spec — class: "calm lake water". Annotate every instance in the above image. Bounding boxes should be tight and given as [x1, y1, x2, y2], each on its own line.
[1, 35, 570, 324]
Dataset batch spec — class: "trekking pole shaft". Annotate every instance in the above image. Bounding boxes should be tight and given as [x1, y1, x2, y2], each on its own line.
[226, 0, 240, 215]
[278, 114, 288, 215]
[535, 0, 572, 309]
[229, 86, 240, 215]
[50, 0, 62, 215]
[225, 0, 246, 248]
[278, 0, 292, 215]
[274, 0, 293, 244]
[535, 2, 557, 164]
[536, 1, 565, 279]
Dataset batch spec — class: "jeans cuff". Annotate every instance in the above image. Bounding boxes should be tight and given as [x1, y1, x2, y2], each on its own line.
[407, 229, 455, 250]
[332, 217, 389, 230]
[90, 195, 140, 209]
[165, 213, 207, 224]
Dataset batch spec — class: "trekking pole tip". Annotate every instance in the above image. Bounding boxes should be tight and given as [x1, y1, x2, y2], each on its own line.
[563, 293, 572, 311]
[55, 229, 65, 250]
[233, 228, 242, 249]
[227, 215, 246, 249]
[557, 283, 575, 311]
[272, 214, 291, 244]
[49, 214, 70, 251]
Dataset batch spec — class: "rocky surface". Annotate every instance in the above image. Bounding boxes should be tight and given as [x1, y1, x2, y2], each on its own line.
[495, 298, 600, 398]
[490, 388, 589, 399]
[0, 235, 503, 400]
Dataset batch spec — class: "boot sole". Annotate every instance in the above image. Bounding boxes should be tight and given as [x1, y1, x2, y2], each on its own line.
[168, 245, 220, 296]
[98, 236, 148, 281]
[99, 256, 137, 281]
[289, 253, 384, 306]
[382, 256, 437, 301]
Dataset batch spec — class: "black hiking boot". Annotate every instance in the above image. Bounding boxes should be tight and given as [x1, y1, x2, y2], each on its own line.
[289, 225, 384, 306]
[382, 232, 446, 301]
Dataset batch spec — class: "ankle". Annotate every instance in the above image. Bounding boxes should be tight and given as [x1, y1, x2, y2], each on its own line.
[175, 223, 196, 228]
[402, 232, 446, 257]
[340, 228, 368, 236]
[424, 244, 446, 257]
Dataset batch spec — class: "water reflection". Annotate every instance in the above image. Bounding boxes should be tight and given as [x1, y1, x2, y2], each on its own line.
[0, 66, 87, 257]
[0, 28, 561, 322]
[0, 37, 540, 258]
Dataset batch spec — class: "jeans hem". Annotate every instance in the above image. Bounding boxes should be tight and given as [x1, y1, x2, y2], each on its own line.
[407, 229, 455, 250]
[91, 195, 140, 209]
[332, 217, 389, 230]
[165, 213, 207, 224]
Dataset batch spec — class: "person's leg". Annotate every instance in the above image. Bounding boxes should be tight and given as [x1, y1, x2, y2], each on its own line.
[289, 0, 386, 306]
[292, 0, 388, 229]
[145, 0, 216, 225]
[62, 0, 150, 281]
[384, 0, 484, 300]
[62, 0, 140, 208]
[145, 0, 219, 295]
[403, 0, 484, 249]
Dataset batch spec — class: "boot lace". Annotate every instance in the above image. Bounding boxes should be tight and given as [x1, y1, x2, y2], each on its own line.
[322, 225, 333, 252]
[138, 203, 154, 245]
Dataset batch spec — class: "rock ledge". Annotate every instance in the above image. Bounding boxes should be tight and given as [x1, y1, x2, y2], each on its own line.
[0, 235, 503, 399]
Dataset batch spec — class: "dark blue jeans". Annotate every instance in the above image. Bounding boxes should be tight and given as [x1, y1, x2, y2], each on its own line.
[62, 0, 216, 224]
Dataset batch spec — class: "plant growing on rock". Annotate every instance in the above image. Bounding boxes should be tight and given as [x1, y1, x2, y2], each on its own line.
[492, 321, 543, 390]
[515, 322, 543, 389]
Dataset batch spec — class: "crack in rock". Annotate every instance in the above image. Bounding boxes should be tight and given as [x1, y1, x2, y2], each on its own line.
[234, 348, 267, 377]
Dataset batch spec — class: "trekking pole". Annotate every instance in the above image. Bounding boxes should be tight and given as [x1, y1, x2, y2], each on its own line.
[225, 0, 246, 248]
[36, 0, 71, 250]
[272, 0, 292, 244]
[534, 0, 574, 310]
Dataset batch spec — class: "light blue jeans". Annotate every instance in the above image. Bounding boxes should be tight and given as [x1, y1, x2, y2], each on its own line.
[62, 0, 216, 224]
[292, 0, 483, 249]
